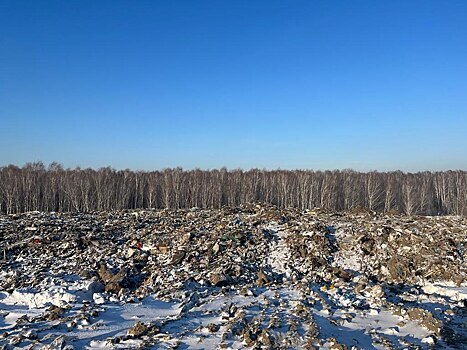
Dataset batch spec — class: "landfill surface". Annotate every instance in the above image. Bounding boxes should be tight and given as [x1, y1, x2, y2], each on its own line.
[0, 204, 466, 349]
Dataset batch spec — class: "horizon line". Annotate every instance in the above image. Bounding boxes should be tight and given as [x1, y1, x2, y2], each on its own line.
[1, 161, 466, 174]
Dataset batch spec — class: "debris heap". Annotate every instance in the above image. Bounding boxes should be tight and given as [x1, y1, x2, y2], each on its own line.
[0, 204, 465, 349]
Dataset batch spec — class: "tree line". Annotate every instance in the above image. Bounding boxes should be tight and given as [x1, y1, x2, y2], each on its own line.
[0, 162, 466, 216]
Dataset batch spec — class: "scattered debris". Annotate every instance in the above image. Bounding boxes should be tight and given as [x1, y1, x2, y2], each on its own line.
[0, 204, 465, 349]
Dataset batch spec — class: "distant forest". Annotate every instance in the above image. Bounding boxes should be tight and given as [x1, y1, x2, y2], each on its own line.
[0, 162, 466, 216]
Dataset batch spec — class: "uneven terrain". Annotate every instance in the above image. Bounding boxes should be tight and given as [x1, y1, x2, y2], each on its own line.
[0, 204, 466, 349]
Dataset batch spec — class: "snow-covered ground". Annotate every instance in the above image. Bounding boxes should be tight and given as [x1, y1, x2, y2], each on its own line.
[1, 275, 465, 349]
[0, 208, 466, 349]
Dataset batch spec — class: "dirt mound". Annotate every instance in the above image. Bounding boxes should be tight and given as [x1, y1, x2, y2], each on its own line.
[0, 206, 465, 349]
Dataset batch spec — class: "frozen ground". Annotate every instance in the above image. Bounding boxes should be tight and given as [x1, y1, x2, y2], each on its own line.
[0, 206, 466, 349]
[3, 279, 465, 349]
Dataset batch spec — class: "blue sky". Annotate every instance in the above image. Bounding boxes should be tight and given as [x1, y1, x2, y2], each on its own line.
[1, 0, 466, 171]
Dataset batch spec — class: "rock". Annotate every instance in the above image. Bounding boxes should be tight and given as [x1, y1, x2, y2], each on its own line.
[128, 321, 148, 337]
[259, 329, 272, 346]
[242, 328, 257, 347]
[386, 257, 410, 282]
[101, 268, 128, 294]
[170, 250, 186, 265]
[328, 337, 348, 350]
[206, 323, 219, 332]
[255, 270, 270, 286]
[98, 264, 114, 283]
[158, 245, 170, 254]
[46, 305, 64, 321]
[209, 273, 231, 287]
[407, 308, 442, 335]
[288, 318, 298, 332]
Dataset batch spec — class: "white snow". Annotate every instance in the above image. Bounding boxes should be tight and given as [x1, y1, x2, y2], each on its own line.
[422, 282, 467, 301]
[345, 310, 430, 339]
[2, 287, 76, 308]
[265, 224, 292, 277]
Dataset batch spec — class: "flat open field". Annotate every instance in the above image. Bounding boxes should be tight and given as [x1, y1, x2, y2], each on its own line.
[0, 205, 466, 349]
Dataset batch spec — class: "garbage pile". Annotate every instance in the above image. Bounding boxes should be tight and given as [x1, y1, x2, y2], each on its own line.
[0, 204, 465, 349]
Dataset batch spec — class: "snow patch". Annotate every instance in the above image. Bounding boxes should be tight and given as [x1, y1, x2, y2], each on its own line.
[422, 282, 467, 301]
[3, 287, 76, 308]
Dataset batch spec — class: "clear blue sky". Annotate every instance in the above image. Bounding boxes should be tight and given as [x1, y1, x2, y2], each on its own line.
[1, 0, 466, 171]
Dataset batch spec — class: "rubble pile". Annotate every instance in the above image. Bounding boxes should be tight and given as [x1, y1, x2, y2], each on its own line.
[331, 212, 466, 286]
[0, 204, 466, 349]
